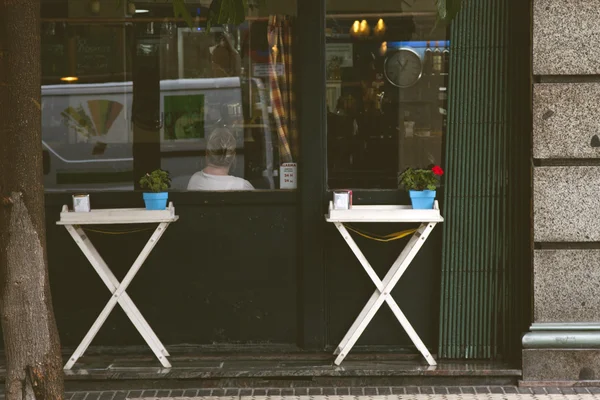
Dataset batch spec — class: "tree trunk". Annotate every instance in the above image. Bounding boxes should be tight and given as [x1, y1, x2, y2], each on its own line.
[0, 1, 65, 400]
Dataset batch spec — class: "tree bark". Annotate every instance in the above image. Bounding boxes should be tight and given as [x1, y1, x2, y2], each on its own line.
[0, 1, 65, 399]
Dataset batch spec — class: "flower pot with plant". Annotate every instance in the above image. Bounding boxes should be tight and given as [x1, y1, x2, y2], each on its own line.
[139, 169, 171, 210]
[398, 165, 444, 209]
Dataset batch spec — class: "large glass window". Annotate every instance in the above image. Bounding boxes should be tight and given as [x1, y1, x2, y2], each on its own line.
[326, 0, 448, 189]
[41, 0, 297, 192]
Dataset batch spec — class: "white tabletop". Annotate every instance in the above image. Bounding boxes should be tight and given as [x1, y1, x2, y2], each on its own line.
[325, 201, 443, 223]
[57, 202, 179, 225]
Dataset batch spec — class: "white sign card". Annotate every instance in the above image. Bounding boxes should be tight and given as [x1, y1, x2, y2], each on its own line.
[326, 43, 354, 68]
[280, 163, 297, 189]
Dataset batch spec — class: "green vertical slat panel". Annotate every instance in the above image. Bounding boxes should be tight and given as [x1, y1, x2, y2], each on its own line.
[438, 0, 532, 360]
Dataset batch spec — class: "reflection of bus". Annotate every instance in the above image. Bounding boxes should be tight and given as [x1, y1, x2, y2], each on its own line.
[42, 77, 274, 191]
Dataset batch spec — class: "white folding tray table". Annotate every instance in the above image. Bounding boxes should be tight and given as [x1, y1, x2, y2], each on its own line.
[57, 202, 179, 369]
[325, 201, 443, 366]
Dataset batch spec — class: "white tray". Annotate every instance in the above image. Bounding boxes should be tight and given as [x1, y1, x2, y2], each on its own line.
[57, 202, 179, 225]
[325, 201, 443, 223]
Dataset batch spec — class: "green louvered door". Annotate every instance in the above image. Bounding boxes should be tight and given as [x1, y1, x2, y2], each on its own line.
[438, 0, 532, 360]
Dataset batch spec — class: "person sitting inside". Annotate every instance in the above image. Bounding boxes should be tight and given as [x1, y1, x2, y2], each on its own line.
[187, 128, 254, 191]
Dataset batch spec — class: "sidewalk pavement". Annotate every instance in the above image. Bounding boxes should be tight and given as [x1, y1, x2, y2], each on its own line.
[64, 386, 600, 400]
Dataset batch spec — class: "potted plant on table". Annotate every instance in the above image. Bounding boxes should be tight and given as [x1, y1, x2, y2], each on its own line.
[398, 165, 444, 209]
[139, 169, 171, 210]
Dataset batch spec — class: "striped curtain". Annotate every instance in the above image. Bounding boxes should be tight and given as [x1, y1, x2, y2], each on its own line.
[268, 15, 298, 163]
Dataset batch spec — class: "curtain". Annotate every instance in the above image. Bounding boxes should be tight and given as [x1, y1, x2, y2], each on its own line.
[268, 15, 297, 164]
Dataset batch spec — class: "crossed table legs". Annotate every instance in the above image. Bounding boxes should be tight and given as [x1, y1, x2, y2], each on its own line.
[332, 222, 437, 366]
[63, 223, 172, 369]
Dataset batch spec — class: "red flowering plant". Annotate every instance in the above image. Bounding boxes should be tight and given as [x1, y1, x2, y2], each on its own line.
[398, 165, 444, 191]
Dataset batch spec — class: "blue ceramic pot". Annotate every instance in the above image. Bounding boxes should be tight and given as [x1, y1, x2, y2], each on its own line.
[143, 192, 168, 210]
[409, 190, 436, 209]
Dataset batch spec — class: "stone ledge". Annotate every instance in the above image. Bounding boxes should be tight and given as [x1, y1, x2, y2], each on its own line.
[523, 349, 600, 382]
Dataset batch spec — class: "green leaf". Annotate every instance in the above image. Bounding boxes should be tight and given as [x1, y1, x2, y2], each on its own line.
[436, 0, 463, 22]
[139, 169, 171, 192]
[173, 0, 193, 28]
[209, 0, 248, 28]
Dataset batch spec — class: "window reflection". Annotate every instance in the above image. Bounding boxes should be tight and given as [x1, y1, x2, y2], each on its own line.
[326, 1, 448, 189]
[41, 1, 296, 192]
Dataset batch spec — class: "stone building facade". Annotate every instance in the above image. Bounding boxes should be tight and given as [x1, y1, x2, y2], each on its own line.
[523, 0, 600, 383]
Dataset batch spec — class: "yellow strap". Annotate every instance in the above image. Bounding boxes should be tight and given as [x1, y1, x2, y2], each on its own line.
[82, 227, 154, 235]
[344, 224, 417, 242]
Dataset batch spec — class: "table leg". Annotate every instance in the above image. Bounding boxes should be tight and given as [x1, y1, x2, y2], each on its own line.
[65, 225, 170, 358]
[333, 222, 424, 355]
[333, 222, 437, 366]
[64, 223, 171, 370]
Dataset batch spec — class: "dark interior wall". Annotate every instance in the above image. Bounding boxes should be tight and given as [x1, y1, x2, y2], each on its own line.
[45, 192, 298, 347]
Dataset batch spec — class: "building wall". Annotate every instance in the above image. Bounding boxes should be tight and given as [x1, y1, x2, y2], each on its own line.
[523, 0, 600, 382]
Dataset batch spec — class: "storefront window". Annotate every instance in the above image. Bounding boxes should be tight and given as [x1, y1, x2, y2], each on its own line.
[41, 0, 297, 192]
[326, 0, 448, 189]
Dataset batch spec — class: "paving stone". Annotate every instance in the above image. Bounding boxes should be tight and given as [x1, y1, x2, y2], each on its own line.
[182, 390, 198, 397]
[474, 387, 490, 394]
[575, 388, 591, 394]
[196, 389, 212, 397]
[503, 387, 518, 394]
[281, 389, 294, 396]
[350, 388, 363, 396]
[377, 387, 392, 395]
[562, 388, 577, 395]
[294, 388, 308, 396]
[253, 389, 267, 396]
[154, 390, 171, 398]
[532, 388, 547, 395]
[266, 389, 281, 396]
[335, 388, 350, 395]
[588, 387, 600, 394]
[71, 393, 87, 400]
[419, 387, 434, 394]
[447, 387, 462, 394]
[211, 389, 225, 397]
[224, 389, 239, 396]
[140, 390, 156, 398]
[99, 392, 116, 400]
[113, 391, 127, 400]
[322, 388, 336, 396]
[391, 387, 406, 395]
[461, 387, 476, 394]
[485, 387, 501, 394]
[406, 387, 420, 394]
[168, 391, 183, 398]
[517, 388, 533, 394]
[308, 388, 323, 396]
[433, 387, 448, 394]
[545, 387, 562, 395]
[364, 388, 377, 396]
[86, 392, 100, 400]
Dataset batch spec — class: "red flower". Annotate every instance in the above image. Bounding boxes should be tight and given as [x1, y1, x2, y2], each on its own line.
[432, 165, 444, 176]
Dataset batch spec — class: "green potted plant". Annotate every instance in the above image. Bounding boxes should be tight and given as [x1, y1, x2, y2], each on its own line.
[398, 165, 444, 209]
[139, 169, 171, 210]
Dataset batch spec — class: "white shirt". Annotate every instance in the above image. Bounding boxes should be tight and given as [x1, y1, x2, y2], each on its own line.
[187, 171, 254, 191]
